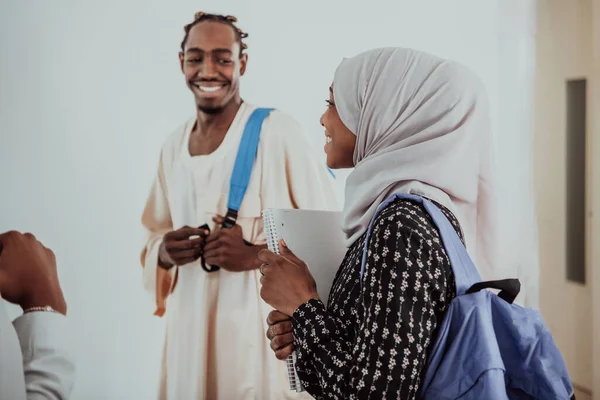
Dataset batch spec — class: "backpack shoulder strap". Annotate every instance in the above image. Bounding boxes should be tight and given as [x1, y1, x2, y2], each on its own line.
[223, 107, 274, 227]
[359, 193, 481, 296]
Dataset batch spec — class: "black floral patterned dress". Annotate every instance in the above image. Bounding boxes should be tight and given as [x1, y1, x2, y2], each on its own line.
[291, 197, 464, 400]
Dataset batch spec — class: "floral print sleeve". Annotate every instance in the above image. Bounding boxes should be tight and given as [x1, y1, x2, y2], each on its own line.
[291, 199, 459, 400]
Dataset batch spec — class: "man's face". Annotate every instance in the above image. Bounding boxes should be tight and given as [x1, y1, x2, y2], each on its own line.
[179, 21, 247, 114]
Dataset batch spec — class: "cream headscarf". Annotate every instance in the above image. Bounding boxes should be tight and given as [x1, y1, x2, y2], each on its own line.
[335, 47, 497, 280]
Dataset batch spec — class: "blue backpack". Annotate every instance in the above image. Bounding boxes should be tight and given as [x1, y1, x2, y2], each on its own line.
[360, 193, 575, 400]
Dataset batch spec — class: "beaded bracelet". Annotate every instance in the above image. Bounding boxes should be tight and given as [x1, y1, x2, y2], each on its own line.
[23, 305, 61, 314]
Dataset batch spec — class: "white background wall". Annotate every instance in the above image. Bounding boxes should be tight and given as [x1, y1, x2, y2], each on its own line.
[0, 1, 537, 398]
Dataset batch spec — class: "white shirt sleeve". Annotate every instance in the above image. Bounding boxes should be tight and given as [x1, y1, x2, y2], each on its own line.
[0, 300, 27, 400]
[9, 310, 76, 400]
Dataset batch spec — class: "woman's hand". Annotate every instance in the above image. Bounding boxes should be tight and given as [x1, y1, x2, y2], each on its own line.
[258, 239, 319, 316]
[266, 310, 294, 360]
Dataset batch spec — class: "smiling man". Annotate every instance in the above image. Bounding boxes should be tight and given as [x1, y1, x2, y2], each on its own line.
[140, 12, 338, 400]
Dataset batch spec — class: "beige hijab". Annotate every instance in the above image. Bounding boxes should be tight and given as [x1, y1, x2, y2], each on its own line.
[334, 47, 497, 280]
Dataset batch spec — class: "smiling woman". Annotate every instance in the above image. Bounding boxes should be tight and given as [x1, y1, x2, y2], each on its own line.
[320, 85, 356, 169]
[259, 47, 497, 400]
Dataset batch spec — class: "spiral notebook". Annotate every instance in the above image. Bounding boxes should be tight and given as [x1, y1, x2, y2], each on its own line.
[262, 208, 347, 392]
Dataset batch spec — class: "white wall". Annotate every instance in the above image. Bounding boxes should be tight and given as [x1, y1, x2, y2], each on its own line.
[495, 0, 539, 307]
[0, 0, 537, 398]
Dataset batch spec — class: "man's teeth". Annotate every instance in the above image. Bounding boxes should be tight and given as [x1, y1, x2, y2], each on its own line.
[326, 136, 332, 144]
[199, 85, 223, 92]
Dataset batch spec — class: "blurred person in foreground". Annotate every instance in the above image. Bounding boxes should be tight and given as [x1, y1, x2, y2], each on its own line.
[0, 230, 76, 400]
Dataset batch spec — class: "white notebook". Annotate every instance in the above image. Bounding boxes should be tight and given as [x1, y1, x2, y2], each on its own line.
[262, 208, 347, 392]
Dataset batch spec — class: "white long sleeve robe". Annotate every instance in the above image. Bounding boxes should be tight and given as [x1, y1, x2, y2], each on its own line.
[141, 103, 339, 400]
[0, 301, 76, 400]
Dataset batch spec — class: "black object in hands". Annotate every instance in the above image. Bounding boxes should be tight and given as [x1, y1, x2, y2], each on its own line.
[199, 215, 253, 273]
[199, 224, 219, 273]
[221, 209, 238, 229]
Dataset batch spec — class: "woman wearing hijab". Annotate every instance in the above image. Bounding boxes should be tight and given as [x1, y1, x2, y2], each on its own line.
[258, 47, 496, 399]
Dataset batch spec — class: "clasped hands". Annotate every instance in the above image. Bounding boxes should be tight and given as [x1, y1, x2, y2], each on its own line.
[158, 216, 261, 272]
[160, 218, 319, 360]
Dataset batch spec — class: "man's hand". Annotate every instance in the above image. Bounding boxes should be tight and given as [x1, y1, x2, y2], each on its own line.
[159, 226, 208, 268]
[0, 231, 67, 315]
[202, 215, 264, 272]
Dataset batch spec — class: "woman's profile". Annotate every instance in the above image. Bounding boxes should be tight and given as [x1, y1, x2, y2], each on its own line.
[258, 47, 496, 399]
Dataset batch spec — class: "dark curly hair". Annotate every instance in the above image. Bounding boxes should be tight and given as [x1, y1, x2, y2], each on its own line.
[180, 12, 248, 56]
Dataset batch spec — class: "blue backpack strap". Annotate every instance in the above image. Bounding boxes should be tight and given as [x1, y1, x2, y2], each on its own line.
[200, 107, 273, 273]
[222, 107, 274, 228]
[359, 193, 481, 296]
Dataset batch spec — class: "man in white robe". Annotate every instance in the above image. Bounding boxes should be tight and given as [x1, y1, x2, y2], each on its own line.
[140, 12, 338, 400]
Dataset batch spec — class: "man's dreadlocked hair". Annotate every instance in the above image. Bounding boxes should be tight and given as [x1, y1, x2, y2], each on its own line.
[180, 12, 248, 56]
